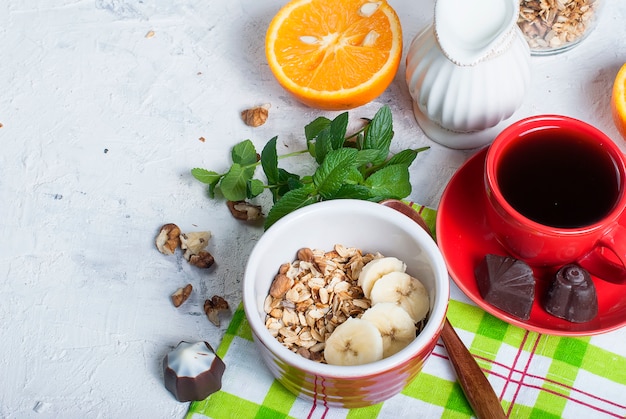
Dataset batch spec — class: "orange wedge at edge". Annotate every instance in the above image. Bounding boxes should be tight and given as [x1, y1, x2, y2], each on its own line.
[611, 63, 626, 140]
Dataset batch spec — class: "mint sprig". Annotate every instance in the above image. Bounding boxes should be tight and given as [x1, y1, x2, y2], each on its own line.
[191, 105, 429, 230]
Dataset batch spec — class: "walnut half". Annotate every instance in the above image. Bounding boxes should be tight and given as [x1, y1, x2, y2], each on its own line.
[189, 251, 215, 269]
[227, 200, 263, 221]
[156, 223, 181, 255]
[204, 296, 230, 326]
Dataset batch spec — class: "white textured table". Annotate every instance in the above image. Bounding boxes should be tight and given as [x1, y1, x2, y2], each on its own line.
[1, 1, 625, 418]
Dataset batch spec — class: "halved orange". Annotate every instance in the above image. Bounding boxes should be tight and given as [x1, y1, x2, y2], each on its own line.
[265, 0, 402, 110]
[611, 63, 626, 140]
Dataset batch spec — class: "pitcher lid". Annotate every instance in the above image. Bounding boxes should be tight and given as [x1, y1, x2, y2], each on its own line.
[434, 0, 519, 66]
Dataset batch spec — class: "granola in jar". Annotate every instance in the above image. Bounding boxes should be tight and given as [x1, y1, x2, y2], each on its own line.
[517, 0, 602, 55]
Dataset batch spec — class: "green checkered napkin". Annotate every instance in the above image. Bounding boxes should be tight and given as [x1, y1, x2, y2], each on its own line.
[187, 204, 626, 419]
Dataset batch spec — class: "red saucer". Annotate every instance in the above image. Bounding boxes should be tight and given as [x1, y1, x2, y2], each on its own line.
[437, 148, 626, 335]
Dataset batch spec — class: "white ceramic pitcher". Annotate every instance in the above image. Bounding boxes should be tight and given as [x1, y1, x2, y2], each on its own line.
[406, 0, 531, 149]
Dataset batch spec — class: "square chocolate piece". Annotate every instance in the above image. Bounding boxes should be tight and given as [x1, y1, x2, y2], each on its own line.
[475, 254, 535, 320]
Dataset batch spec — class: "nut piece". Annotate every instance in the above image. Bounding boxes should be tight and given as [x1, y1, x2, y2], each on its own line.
[297, 247, 315, 263]
[269, 273, 294, 298]
[180, 231, 211, 258]
[241, 104, 270, 127]
[156, 223, 181, 255]
[204, 295, 230, 326]
[227, 200, 263, 221]
[156, 225, 215, 268]
[171, 284, 193, 307]
[189, 251, 215, 269]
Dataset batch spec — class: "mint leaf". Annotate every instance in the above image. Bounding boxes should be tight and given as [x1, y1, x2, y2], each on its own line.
[208, 182, 218, 199]
[355, 149, 383, 168]
[191, 168, 221, 184]
[363, 105, 394, 165]
[342, 166, 364, 185]
[313, 127, 332, 165]
[313, 148, 358, 199]
[247, 178, 265, 198]
[305, 116, 331, 141]
[385, 149, 418, 167]
[322, 166, 364, 200]
[191, 168, 222, 198]
[329, 112, 349, 150]
[308, 112, 347, 164]
[385, 147, 428, 167]
[231, 140, 258, 166]
[261, 136, 279, 185]
[264, 185, 319, 229]
[332, 184, 373, 200]
[364, 164, 411, 201]
[274, 168, 302, 202]
[221, 163, 255, 201]
[305, 116, 331, 159]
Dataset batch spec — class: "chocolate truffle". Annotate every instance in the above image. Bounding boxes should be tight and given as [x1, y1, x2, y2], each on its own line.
[475, 254, 535, 320]
[163, 341, 226, 402]
[543, 264, 598, 323]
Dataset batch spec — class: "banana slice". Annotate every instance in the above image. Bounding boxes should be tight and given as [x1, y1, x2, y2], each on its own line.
[324, 317, 384, 366]
[358, 257, 407, 298]
[369, 272, 430, 323]
[361, 303, 416, 357]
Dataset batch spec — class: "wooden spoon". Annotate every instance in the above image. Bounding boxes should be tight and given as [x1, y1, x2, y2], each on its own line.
[380, 199, 506, 419]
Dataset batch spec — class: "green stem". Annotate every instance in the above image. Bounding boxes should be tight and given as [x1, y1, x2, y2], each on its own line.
[236, 149, 309, 174]
[345, 125, 367, 141]
[278, 149, 309, 159]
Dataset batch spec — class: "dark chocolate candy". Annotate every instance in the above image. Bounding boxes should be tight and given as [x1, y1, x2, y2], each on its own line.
[475, 254, 535, 320]
[163, 341, 226, 402]
[543, 264, 598, 323]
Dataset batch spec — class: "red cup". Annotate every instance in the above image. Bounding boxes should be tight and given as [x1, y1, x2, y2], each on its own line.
[484, 115, 626, 283]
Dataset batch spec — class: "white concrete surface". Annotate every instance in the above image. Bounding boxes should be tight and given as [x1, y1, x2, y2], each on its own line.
[1, 0, 624, 417]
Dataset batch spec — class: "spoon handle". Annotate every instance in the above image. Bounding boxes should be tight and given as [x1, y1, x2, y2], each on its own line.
[441, 318, 506, 419]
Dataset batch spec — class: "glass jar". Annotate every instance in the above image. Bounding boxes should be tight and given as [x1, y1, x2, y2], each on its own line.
[517, 0, 602, 55]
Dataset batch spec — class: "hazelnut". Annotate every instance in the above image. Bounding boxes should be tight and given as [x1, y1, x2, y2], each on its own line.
[297, 247, 315, 263]
[156, 223, 181, 255]
[241, 104, 270, 127]
[269, 273, 293, 298]
[278, 262, 290, 275]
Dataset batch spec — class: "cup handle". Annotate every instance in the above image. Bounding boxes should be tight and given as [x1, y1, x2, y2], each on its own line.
[577, 224, 626, 284]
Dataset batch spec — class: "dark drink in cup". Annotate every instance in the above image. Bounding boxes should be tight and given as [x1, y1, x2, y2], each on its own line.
[496, 127, 620, 228]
